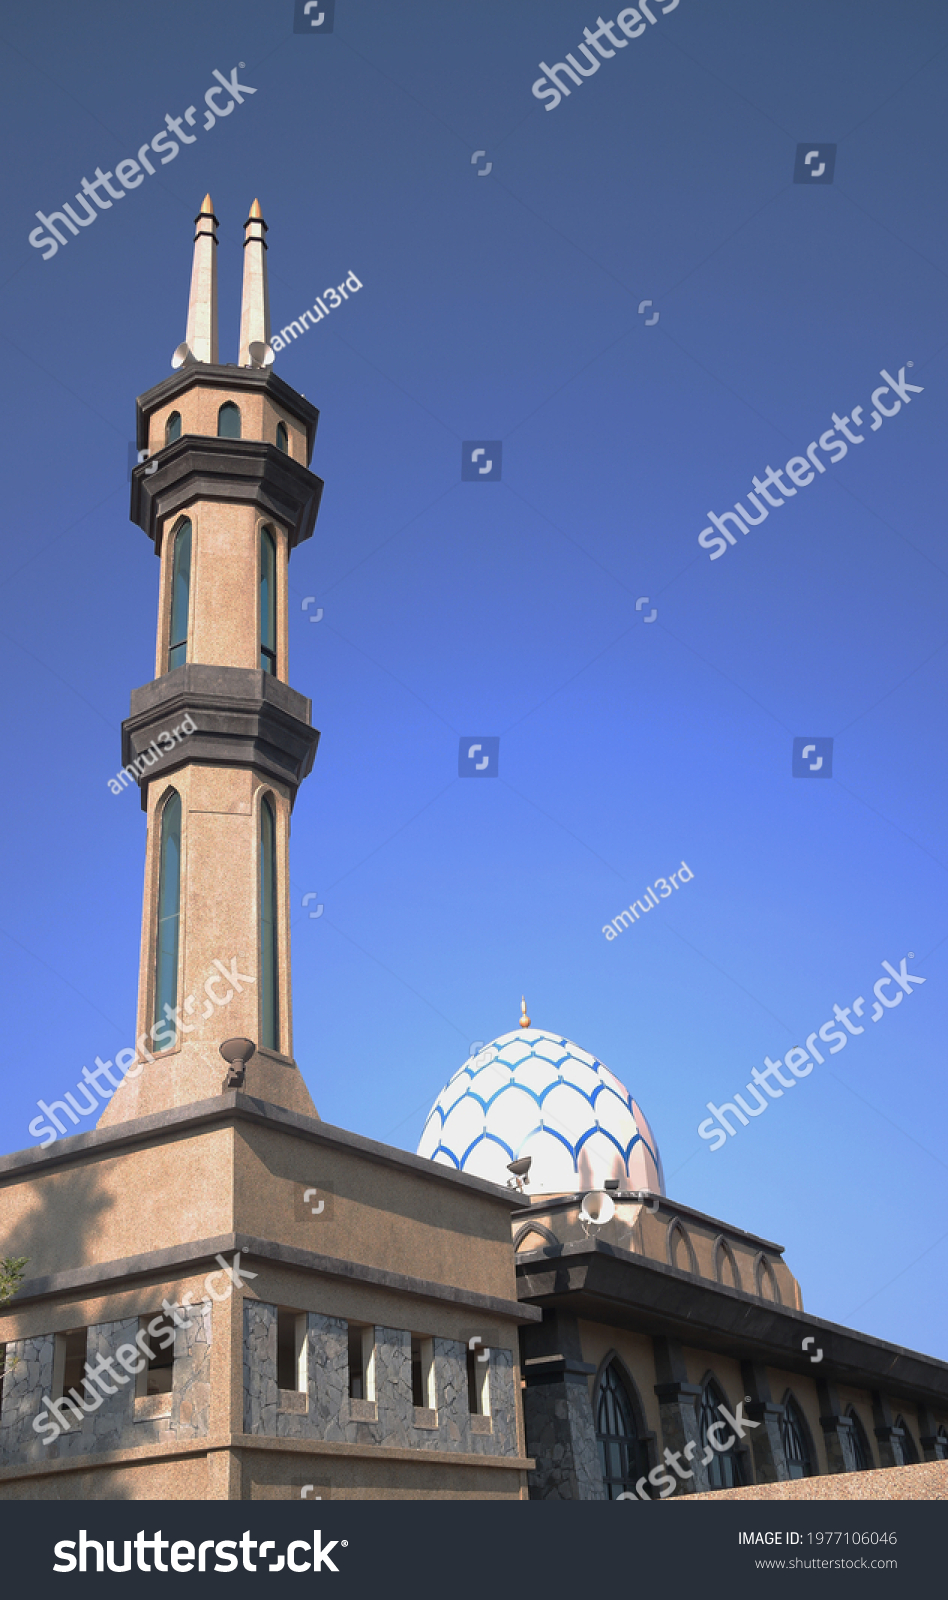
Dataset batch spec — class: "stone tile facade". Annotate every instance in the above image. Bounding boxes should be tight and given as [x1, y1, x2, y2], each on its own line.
[0, 1304, 211, 1468]
[242, 1303, 519, 1459]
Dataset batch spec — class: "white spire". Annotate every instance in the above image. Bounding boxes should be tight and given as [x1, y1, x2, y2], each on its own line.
[185, 194, 219, 363]
[238, 198, 270, 366]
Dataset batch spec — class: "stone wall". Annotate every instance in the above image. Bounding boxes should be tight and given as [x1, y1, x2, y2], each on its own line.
[0, 1304, 211, 1468]
[243, 1304, 520, 1458]
[522, 1375, 606, 1500]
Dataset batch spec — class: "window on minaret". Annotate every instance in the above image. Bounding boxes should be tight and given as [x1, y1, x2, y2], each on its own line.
[276, 421, 288, 453]
[154, 791, 182, 1048]
[260, 796, 279, 1049]
[218, 401, 241, 439]
[260, 527, 277, 674]
[167, 519, 191, 670]
[165, 411, 181, 445]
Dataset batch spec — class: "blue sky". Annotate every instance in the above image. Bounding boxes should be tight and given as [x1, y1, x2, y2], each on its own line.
[2, 0, 946, 1362]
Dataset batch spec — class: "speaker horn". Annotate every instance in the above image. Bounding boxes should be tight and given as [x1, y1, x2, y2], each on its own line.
[171, 342, 195, 370]
[248, 340, 274, 369]
[579, 1190, 615, 1227]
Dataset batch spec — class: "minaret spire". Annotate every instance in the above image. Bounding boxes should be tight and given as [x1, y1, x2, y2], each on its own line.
[185, 194, 219, 363]
[238, 197, 270, 365]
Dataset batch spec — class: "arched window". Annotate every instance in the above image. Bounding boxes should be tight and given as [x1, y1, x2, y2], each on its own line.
[847, 1407, 873, 1471]
[165, 411, 181, 445]
[167, 519, 191, 670]
[260, 527, 277, 674]
[275, 421, 288, 453]
[260, 796, 279, 1050]
[595, 1362, 648, 1499]
[699, 1381, 747, 1490]
[218, 401, 241, 439]
[154, 791, 182, 1047]
[894, 1416, 918, 1465]
[780, 1395, 813, 1479]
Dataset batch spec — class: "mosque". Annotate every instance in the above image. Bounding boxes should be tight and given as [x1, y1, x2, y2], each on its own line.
[0, 201, 945, 1501]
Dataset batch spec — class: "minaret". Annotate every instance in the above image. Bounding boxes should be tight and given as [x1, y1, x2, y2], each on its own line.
[237, 198, 270, 366]
[100, 200, 324, 1127]
[185, 194, 219, 363]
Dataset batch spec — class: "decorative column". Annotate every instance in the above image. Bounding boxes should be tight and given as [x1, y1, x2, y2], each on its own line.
[741, 1360, 789, 1483]
[520, 1310, 604, 1500]
[652, 1336, 709, 1494]
[817, 1379, 857, 1473]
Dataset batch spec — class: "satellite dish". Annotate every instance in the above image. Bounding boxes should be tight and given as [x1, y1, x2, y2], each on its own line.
[579, 1190, 615, 1227]
[171, 342, 195, 370]
[249, 340, 274, 368]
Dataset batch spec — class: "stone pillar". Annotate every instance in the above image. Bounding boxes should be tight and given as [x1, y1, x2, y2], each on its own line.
[653, 1336, 708, 1494]
[520, 1310, 604, 1500]
[916, 1403, 942, 1463]
[871, 1390, 900, 1468]
[817, 1379, 856, 1473]
[741, 1361, 788, 1483]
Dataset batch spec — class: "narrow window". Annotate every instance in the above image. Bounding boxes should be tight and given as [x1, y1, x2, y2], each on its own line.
[137, 1313, 175, 1396]
[165, 411, 181, 445]
[347, 1324, 375, 1402]
[259, 796, 279, 1050]
[154, 791, 182, 1047]
[847, 1407, 873, 1471]
[54, 1328, 88, 1402]
[260, 527, 277, 674]
[275, 421, 288, 453]
[596, 1362, 648, 1498]
[167, 518, 191, 670]
[936, 1427, 948, 1461]
[699, 1382, 747, 1489]
[411, 1335, 434, 1411]
[466, 1343, 490, 1416]
[218, 401, 241, 439]
[780, 1395, 813, 1478]
[894, 1415, 918, 1465]
[277, 1310, 307, 1392]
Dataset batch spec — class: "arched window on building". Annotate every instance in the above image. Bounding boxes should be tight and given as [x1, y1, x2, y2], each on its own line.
[167, 519, 191, 670]
[275, 421, 288, 453]
[667, 1219, 697, 1275]
[595, 1361, 649, 1500]
[218, 401, 241, 439]
[755, 1253, 781, 1304]
[165, 411, 181, 445]
[847, 1407, 873, 1471]
[154, 791, 182, 1048]
[260, 796, 279, 1051]
[780, 1394, 813, 1479]
[699, 1380, 747, 1490]
[260, 526, 277, 674]
[894, 1416, 918, 1465]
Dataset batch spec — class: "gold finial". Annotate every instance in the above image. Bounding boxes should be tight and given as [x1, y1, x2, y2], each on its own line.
[249, 198, 263, 219]
[519, 996, 531, 1029]
[200, 193, 214, 215]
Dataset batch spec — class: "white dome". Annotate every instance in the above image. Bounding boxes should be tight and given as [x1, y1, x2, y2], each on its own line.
[417, 1028, 664, 1196]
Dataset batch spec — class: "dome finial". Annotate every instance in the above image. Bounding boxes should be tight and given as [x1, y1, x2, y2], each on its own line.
[519, 995, 531, 1029]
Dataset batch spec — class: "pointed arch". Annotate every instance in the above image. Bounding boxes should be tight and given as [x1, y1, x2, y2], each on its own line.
[713, 1235, 742, 1291]
[593, 1352, 653, 1499]
[780, 1390, 815, 1478]
[167, 517, 192, 670]
[754, 1252, 781, 1303]
[512, 1221, 560, 1253]
[698, 1373, 750, 1489]
[259, 790, 280, 1051]
[165, 411, 181, 446]
[666, 1217, 698, 1276]
[893, 1415, 918, 1465]
[846, 1406, 874, 1471]
[275, 420, 289, 454]
[259, 525, 277, 674]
